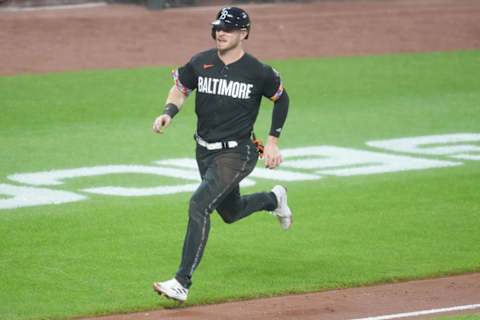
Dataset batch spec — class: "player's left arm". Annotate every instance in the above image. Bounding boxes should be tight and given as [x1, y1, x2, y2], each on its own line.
[264, 89, 289, 169]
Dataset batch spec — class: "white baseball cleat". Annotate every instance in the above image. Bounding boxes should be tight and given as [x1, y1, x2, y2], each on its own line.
[271, 185, 293, 230]
[153, 278, 189, 302]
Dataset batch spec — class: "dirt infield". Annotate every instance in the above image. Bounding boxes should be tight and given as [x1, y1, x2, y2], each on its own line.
[1, 0, 480, 75]
[1, 0, 480, 319]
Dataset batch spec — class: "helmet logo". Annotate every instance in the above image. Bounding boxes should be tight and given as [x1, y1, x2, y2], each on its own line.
[211, 7, 250, 40]
[220, 8, 229, 20]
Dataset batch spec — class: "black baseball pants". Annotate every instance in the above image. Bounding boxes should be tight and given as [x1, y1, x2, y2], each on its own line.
[175, 141, 277, 288]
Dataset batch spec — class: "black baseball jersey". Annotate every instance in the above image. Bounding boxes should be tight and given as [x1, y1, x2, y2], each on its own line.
[173, 48, 283, 142]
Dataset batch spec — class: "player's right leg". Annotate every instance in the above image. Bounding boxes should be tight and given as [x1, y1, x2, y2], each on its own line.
[154, 145, 255, 301]
[153, 178, 214, 302]
[153, 278, 188, 302]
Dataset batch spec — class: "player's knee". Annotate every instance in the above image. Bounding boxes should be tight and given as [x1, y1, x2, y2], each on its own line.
[216, 207, 236, 224]
[219, 213, 236, 224]
[188, 197, 208, 218]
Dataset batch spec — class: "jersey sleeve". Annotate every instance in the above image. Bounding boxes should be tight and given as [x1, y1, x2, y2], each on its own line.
[262, 65, 284, 102]
[172, 61, 197, 96]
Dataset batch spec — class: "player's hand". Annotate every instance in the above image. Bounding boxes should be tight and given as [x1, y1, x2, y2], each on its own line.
[264, 136, 283, 169]
[152, 115, 172, 134]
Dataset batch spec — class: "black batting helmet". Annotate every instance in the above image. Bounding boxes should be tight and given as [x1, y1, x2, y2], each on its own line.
[211, 7, 251, 40]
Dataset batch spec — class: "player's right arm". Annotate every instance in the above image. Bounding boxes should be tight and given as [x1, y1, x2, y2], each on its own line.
[153, 62, 197, 134]
[152, 85, 188, 134]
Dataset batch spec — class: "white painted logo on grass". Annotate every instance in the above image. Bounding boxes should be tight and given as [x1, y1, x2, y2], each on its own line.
[0, 184, 85, 210]
[280, 146, 458, 176]
[1, 133, 478, 210]
[367, 133, 480, 160]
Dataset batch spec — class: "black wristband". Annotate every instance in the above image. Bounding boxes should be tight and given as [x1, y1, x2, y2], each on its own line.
[163, 103, 179, 119]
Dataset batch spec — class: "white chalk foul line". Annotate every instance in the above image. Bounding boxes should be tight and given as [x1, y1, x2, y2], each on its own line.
[351, 303, 480, 320]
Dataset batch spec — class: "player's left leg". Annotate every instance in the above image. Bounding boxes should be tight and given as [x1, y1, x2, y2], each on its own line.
[216, 185, 277, 224]
[215, 141, 291, 227]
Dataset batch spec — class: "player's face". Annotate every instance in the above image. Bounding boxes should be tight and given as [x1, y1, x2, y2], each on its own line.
[215, 28, 246, 52]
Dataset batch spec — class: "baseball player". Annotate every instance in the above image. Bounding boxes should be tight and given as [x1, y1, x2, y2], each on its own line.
[152, 7, 292, 302]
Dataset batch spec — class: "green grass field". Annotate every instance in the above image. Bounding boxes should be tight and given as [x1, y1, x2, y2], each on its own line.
[436, 315, 480, 320]
[1, 50, 479, 320]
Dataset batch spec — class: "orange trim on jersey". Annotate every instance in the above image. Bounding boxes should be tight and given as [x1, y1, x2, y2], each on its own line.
[270, 83, 284, 101]
[171, 69, 192, 96]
